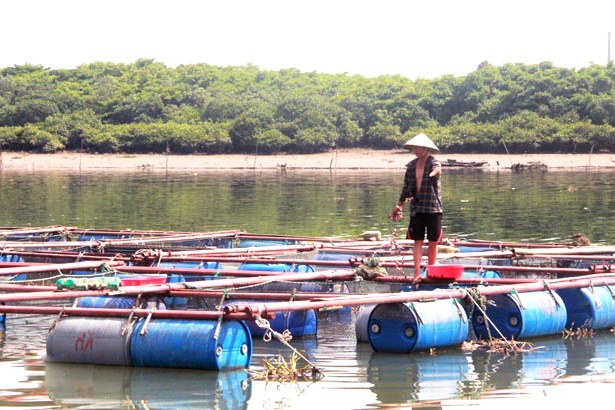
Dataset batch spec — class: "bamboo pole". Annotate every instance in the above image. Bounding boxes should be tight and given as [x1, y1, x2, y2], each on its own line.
[0, 305, 264, 321]
[0, 260, 125, 276]
[224, 273, 615, 316]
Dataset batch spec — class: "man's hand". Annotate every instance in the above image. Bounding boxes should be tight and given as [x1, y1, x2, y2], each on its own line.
[389, 205, 403, 222]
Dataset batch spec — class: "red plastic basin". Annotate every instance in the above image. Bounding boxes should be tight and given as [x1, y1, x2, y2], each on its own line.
[426, 264, 464, 280]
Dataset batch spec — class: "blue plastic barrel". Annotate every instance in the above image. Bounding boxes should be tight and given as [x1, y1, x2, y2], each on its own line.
[157, 261, 223, 282]
[246, 309, 317, 338]
[367, 299, 469, 353]
[237, 262, 314, 272]
[3, 254, 26, 281]
[77, 233, 132, 241]
[472, 291, 567, 339]
[237, 239, 295, 248]
[46, 317, 133, 365]
[155, 261, 224, 307]
[457, 246, 497, 253]
[4, 233, 67, 242]
[557, 286, 615, 330]
[164, 274, 188, 308]
[130, 319, 252, 370]
[461, 270, 501, 279]
[75, 296, 167, 310]
[314, 252, 358, 262]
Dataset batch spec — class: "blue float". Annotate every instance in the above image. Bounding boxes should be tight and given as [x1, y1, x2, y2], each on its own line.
[3, 254, 27, 281]
[46, 316, 252, 371]
[3, 232, 67, 242]
[77, 233, 132, 241]
[556, 285, 615, 330]
[237, 262, 314, 272]
[130, 319, 252, 370]
[1, 254, 24, 263]
[461, 269, 501, 280]
[155, 261, 225, 307]
[246, 308, 317, 338]
[472, 290, 567, 339]
[236, 239, 296, 248]
[157, 261, 224, 281]
[367, 299, 469, 353]
[314, 251, 358, 262]
[75, 296, 167, 310]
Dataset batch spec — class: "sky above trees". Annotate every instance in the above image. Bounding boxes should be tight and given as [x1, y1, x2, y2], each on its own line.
[3, 0, 614, 79]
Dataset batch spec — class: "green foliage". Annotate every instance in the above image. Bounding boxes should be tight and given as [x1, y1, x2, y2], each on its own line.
[1, 60, 615, 154]
[20, 124, 65, 152]
[366, 123, 402, 149]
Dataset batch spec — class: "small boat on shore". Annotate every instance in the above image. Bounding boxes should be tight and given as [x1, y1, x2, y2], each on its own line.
[441, 158, 488, 168]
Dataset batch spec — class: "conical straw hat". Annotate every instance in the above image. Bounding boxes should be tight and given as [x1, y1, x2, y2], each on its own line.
[402, 133, 439, 151]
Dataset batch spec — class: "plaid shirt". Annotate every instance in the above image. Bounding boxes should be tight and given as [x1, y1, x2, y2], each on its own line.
[398, 155, 442, 216]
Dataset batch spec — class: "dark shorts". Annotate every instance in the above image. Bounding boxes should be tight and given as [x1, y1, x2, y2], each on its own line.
[407, 213, 442, 241]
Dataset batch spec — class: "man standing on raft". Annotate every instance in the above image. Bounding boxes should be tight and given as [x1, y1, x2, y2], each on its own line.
[389, 133, 442, 279]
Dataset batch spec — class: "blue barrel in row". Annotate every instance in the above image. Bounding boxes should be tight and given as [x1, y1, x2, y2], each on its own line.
[236, 239, 297, 248]
[237, 262, 316, 293]
[46, 316, 252, 370]
[3, 232, 67, 242]
[367, 299, 469, 353]
[246, 309, 317, 338]
[557, 285, 615, 331]
[130, 319, 251, 369]
[75, 296, 167, 310]
[156, 261, 224, 281]
[155, 261, 225, 307]
[472, 290, 567, 339]
[237, 262, 314, 273]
[314, 251, 359, 263]
[3, 254, 27, 282]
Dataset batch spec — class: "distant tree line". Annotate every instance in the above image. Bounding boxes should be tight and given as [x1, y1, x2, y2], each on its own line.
[1, 59, 614, 154]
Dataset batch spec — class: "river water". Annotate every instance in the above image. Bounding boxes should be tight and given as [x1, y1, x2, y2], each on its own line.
[0, 168, 614, 409]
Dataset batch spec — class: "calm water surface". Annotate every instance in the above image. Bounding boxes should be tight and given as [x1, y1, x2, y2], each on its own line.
[0, 168, 614, 409]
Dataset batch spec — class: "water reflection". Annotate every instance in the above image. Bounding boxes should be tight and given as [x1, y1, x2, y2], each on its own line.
[45, 363, 251, 409]
[0, 169, 613, 243]
[367, 350, 477, 403]
[0, 169, 615, 408]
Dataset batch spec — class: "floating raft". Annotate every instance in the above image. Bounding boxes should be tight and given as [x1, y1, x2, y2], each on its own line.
[0, 225, 614, 368]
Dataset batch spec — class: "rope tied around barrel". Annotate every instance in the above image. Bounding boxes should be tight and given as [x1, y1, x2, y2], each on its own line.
[464, 286, 535, 353]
